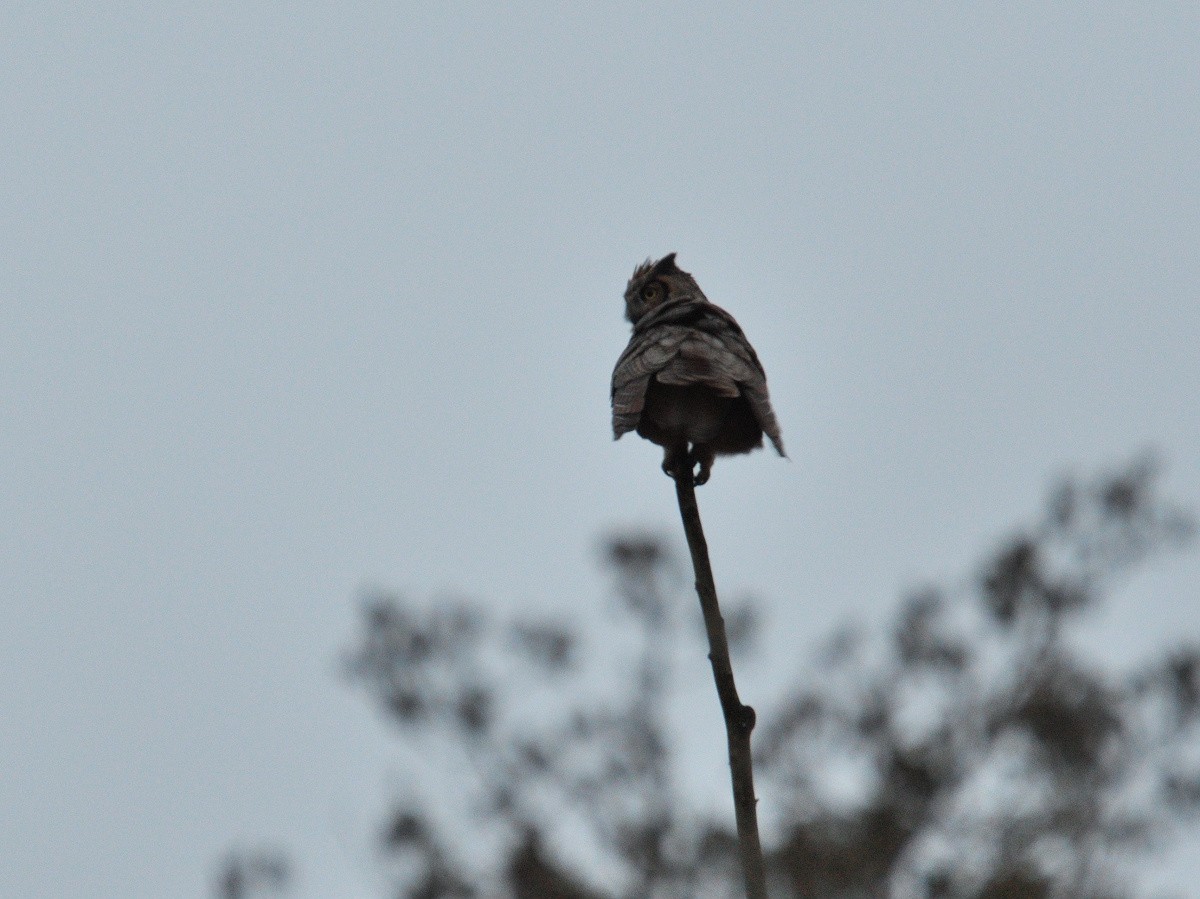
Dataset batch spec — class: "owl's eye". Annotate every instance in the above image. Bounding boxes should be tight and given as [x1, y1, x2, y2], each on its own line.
[641, 282, 663, 302]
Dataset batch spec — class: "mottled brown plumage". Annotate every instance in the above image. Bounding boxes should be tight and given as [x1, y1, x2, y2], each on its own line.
[611, 253, 785, 485]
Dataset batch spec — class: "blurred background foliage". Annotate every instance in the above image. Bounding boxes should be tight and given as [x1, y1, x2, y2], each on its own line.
[226, 458, 1200, 897]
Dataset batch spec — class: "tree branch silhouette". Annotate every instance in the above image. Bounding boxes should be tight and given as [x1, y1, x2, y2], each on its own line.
[670, 468, 767, 899]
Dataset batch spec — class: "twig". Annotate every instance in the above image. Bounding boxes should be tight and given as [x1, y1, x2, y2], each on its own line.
[671, 469, 768, 899]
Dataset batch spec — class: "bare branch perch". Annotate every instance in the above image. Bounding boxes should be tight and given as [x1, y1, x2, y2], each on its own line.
[671, 469, 767, 899]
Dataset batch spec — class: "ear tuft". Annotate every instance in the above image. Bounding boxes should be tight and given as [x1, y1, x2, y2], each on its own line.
[650, 253, 679, 276]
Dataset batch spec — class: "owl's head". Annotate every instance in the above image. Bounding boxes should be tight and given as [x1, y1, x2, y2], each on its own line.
[623, 253, 705, 324]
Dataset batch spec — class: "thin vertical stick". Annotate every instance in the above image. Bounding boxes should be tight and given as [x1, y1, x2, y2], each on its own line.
[671, 470, 767, 899]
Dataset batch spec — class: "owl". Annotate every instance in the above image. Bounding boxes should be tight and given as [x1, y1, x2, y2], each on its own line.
[611, 253, 785, 485]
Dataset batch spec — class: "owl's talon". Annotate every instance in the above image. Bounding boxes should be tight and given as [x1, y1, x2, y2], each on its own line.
[662, 447, 692, 480]
[693, 448, 714, 486]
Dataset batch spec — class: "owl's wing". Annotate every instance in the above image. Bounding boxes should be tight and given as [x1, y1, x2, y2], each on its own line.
[698, 305, 787, 457]
[740, 371, 786, 456]
[610, 324, 688, 439]
[652, 329, 748, 398]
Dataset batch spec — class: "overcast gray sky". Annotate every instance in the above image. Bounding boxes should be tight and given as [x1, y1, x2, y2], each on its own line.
[3, 3, 1200, 896]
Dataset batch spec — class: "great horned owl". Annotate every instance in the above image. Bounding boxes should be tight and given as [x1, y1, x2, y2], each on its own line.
[611, 253, 785, 485]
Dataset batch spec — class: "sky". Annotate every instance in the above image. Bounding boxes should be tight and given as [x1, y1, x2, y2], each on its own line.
[3, 3, 1200, 896]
